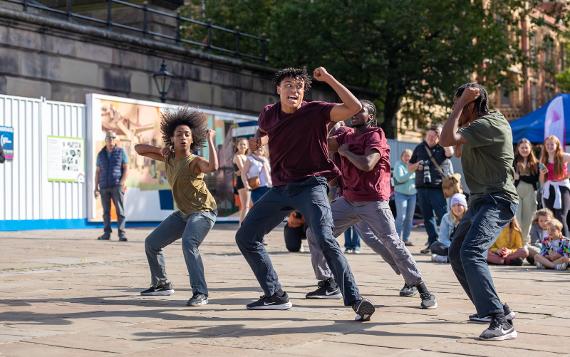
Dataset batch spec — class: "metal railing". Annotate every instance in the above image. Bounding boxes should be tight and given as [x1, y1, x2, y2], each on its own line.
[2, 0, 269, 62]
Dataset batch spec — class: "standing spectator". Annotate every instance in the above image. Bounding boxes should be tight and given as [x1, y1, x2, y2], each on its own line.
[487, 217, 528, 266]
[233, 138, 251, 225]
[94, 131, 128, 241]
[343, 226, 361, 254]
[0, 142, 5, 163]
[539, 135, 570, 236]
[513, 138, 539, 239]
[440, 83, 519, 340]
[242, 145, 272, 204]
[409, 126, 454, 254]
[394, 148, 417, 246]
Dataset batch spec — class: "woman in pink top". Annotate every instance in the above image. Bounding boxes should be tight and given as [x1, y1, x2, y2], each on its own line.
[539, 135, 570, 235]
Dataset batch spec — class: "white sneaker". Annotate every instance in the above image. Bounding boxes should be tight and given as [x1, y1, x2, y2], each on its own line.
[431, 254, 448, 263]
[536, 262, 545, 269]
[555, 263, 568, 271]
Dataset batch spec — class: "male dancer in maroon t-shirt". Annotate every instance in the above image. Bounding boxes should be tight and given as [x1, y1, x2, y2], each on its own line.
[235, 67, 376, 321]
[306, 100, 437, 309]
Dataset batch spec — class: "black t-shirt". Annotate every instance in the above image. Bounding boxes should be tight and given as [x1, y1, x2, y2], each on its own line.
[409, 142, 451, 189]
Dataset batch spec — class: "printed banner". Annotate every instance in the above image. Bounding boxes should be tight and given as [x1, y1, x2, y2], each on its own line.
[87, 94, 258, 222]
[544, 95, 565, 144]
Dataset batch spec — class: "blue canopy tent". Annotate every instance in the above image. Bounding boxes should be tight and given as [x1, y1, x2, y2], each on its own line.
[510, 94, 570, 144]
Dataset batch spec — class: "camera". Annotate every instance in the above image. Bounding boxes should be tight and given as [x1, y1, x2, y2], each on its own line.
[422, 160, 431, 184]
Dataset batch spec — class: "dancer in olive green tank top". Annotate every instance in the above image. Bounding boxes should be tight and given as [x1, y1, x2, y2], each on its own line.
[135, 108, 218, 307]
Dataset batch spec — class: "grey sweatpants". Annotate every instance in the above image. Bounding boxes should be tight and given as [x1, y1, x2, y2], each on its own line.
[308, 197, 423, 286]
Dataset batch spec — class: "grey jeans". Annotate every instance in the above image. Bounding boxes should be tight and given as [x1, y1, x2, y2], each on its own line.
[144, 210, 216, 296]
[100, 186, 126, 238]
[308, 197, 423, 287]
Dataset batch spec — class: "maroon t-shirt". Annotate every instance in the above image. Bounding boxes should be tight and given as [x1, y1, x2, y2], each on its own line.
[335, 127, 391, 202]
[258, 101, 339, 186]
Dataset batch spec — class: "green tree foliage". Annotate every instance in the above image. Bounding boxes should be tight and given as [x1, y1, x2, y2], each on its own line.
[182, 0, 552, 137]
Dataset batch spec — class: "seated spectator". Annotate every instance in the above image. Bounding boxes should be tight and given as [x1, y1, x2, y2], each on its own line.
[526, 208, 553, 265]
[431, 193, 467, 263]
[487, 217, 528, 266]
[284, 211, 306, 252]
[534, 219, 570, 270]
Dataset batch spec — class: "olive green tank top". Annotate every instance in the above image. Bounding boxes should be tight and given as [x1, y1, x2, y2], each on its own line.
[165, 155, 217, 214]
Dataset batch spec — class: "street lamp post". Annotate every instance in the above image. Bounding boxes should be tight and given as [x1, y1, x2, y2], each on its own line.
[153, 60, 173, 103]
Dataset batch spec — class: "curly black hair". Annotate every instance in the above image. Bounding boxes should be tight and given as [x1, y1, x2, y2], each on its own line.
[160, 107, 208, 152]
[273, 67, 311, 92]
[454, 82, 490, 117]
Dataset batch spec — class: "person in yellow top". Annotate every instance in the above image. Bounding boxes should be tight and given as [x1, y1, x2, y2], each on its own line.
[487, 217, 529, 266]
[134, 108, 218, 307]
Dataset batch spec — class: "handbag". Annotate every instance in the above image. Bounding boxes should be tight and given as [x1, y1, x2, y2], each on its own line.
[424, 145, 462, 198]
[248, 176, 261, 190]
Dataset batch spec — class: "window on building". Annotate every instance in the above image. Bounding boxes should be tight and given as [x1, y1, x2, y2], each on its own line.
[531, 82, 538, 110]
[544, 36, 554, 66]
[501, 88, 511, 106]
[545, 85, 554, 102]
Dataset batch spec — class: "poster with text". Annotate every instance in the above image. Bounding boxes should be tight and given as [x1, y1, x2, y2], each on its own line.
[47, 136, 85, 183]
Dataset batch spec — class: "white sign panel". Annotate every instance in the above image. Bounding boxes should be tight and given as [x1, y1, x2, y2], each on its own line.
[47, 136, 85, 183]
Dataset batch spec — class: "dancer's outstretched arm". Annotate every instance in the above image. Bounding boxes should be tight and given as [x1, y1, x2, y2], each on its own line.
[134, 144, 165, 162]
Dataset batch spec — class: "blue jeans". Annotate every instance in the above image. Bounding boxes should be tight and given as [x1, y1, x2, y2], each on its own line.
[417, 188, 447, 245]
[235, 176, 361, 306]
[100, 186, 126, 238]
[344, 226, 361, 250]
[251, 186, 270, 204]
[145, 210, 216, 296]
[448, 193, 518, 317]
[394, 192, 416, 242]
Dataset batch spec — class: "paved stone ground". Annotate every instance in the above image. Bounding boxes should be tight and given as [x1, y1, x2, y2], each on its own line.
[0, 225, 568, 356]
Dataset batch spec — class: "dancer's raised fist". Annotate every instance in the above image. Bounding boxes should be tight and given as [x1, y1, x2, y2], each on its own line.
[313, 67, 331, 82]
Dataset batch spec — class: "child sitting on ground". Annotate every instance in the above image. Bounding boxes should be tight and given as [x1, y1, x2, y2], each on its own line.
[526, 208, 553, 265]
[487, 217, 528, 266]
[534, 219, 570, 270]
[431, 193, 468, 263]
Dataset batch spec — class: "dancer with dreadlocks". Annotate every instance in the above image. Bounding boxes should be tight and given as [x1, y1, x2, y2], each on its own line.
[306, 100, 437, 310]
[134, 108, 218, 307]
[440, 83, 519, 340]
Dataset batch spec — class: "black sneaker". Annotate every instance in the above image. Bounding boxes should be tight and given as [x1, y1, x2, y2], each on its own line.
[306, 279, 342, 299]
[469, 303, 516, 323]
[352, 298, 375, 321]
[140, 282, 174, 296]
[420, 292, 438, 309]
[246, 291, 292, 310]
[97, 234, 110, 240]
[186, 293, 208, 306]
[119, 236, 128, 242]
[478, 315, 517, 341]
[399, 284, 418, 297]
[420, 247, 431, 254]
